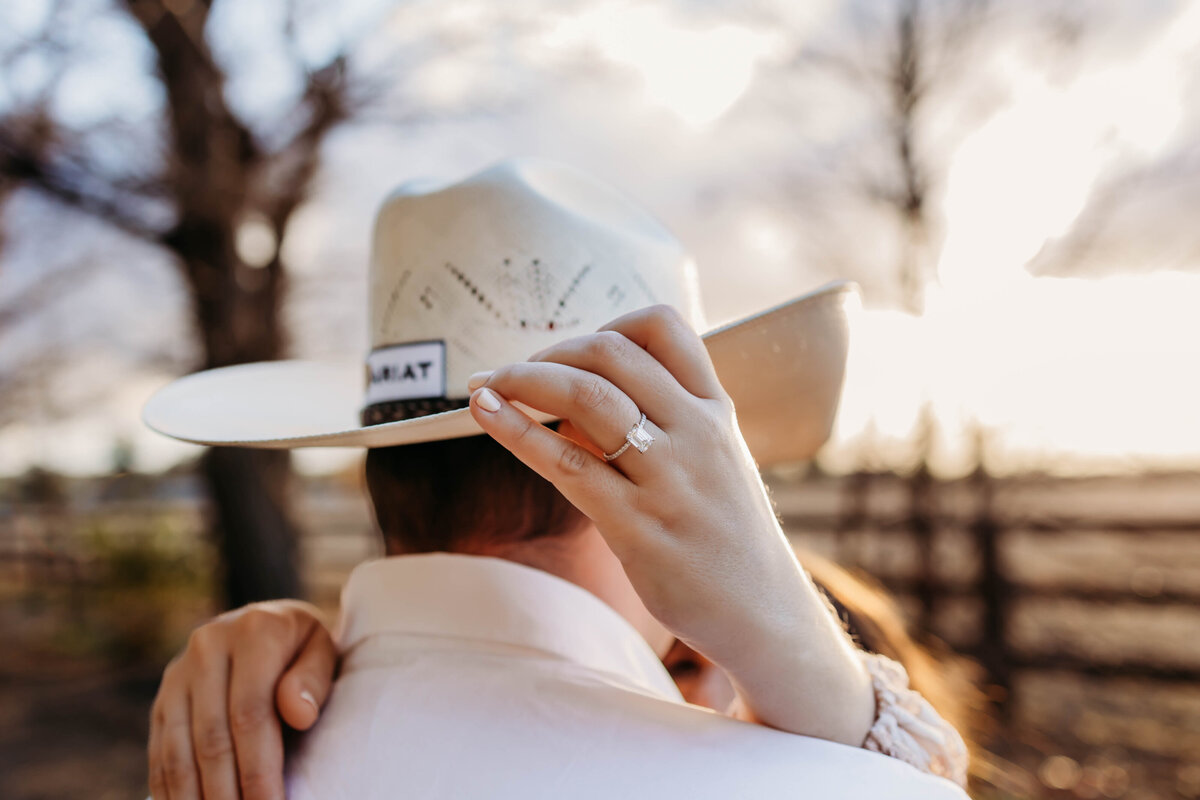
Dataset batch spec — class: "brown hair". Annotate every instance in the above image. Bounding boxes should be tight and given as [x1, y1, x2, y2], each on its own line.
[364, 430, 588, 554]
[800, 550, 1015, 791]
[663, 548, 1003, 789]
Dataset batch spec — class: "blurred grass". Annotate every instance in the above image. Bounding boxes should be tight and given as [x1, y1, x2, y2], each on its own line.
[3, 511, 214, 663]
[0, 497, 215, 800]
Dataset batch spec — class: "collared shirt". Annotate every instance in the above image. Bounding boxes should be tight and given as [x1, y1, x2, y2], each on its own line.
[285, 553, 971, 799]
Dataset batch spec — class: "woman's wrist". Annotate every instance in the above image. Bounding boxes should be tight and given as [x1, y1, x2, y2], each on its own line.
[711, 576, 877, 746]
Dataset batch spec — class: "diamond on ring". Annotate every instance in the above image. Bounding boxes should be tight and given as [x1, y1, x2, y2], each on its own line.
[603, 412, 655, 461]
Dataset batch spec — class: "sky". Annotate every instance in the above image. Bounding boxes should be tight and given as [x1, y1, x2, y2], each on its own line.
[1, 0, 1199, 478]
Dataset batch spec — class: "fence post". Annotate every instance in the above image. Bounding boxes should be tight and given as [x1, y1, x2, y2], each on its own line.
[835, 471, 870, 564]
[909, 462, 936, 633]
[972, 464, 1012, 719]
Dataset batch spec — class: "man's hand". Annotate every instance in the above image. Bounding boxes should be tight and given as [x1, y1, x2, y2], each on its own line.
[466, 304, 875, 746]
[148, 600, 337, 800]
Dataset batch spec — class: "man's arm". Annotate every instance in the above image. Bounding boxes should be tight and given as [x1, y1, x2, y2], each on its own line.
[148, 600, 337, 800]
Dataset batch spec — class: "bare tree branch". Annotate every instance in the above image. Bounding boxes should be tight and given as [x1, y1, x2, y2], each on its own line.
[0, 0, 425, 606]
[257, 57, 353, 230]
[0, 130, 162, 240]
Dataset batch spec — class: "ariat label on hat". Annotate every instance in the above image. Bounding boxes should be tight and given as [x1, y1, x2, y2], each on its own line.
[364, 340, 446, 405]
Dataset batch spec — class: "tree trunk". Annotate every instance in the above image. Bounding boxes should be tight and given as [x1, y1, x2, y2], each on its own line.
[0, 1, 347, 609]
[128, 0, 309, 609]
[202, 447, 301, 606]
[167, 210, 303, 608]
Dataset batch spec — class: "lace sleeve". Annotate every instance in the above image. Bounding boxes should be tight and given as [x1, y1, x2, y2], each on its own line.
[859, 650, 969, 788]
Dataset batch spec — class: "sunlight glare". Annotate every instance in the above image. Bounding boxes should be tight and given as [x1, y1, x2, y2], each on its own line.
[937, 8, 1192, 292]
[828, 272, 1200, 477]
[547, 2, 776, 128]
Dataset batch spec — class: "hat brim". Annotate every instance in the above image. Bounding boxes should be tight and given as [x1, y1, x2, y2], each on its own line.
[143, 281, 856, 467]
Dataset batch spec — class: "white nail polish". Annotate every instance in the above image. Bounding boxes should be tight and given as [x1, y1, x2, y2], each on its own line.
[475, 387, 501, 412]
[300, 689, 319, 715]
[467, 370, 494, 391]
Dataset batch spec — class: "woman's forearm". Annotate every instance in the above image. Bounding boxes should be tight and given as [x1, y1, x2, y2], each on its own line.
[716, 555, 877, 746]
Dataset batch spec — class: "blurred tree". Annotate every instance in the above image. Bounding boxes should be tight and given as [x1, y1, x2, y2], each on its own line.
[803, 0, 989, 314]
[16, 464, 67, 506]
[781, 0, 992, 638]
[0, 0, 368, 607]
[845, 0, 987, 630]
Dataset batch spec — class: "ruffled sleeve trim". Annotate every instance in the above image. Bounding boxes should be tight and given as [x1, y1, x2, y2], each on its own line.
[859, 650, 969, 788]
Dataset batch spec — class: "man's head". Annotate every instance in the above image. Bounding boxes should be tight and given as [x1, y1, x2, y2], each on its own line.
[364, 425, 589, 555]
[365, 422, 674, 656]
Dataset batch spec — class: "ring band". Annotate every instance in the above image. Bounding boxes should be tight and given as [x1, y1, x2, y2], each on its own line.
[603, 412, 655, 461]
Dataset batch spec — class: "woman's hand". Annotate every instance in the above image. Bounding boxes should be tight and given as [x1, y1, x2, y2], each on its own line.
[467, 304, 875, 745]
[148, 600, 336, 800]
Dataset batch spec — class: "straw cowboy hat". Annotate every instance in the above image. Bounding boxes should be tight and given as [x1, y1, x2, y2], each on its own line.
[143, 158, 857, 468]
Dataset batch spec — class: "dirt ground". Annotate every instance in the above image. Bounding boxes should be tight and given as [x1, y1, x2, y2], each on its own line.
[0, 653, 160, 800]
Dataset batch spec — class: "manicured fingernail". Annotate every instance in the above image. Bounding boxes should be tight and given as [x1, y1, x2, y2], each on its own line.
[300, 689, 319, 716]
[467, 370, 493, 391]
[474, 387, 501, 413]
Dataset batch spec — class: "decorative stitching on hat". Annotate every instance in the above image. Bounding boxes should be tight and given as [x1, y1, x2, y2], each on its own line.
[445, 258, 591, 332]
[446, 261, 504, 323]
[552, 263, 591, 326]
[381, 270, 413, 333]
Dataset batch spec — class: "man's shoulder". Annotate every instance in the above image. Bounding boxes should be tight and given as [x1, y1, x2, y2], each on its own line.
[551, 675, 969, 797]
[290, 658, 969, 799]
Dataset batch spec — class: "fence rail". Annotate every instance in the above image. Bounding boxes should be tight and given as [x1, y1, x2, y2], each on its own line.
[773, 470, 1200, 711]
[5, 473, 1199, 700]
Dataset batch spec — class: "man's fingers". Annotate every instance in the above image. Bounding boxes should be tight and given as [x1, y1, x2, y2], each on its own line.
[148, 697, 168, 800]
[226, 613, 307, 800]
[469, 386, 633, 531]
[596, 304, 725, 400]
[228, 685, 286, 800]
[156, 688, 200, 800]
[148, 601, 333, 800]
[276, 622, 337, 731]
[188, 640, 240, 800]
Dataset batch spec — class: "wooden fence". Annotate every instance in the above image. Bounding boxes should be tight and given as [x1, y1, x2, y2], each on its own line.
[770, 469, 1200, 720]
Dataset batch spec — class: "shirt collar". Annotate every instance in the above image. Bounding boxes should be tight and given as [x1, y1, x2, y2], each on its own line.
[336, 553, 683, 702]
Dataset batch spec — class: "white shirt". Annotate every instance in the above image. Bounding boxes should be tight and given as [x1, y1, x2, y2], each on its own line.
[285, 553, 971, 799]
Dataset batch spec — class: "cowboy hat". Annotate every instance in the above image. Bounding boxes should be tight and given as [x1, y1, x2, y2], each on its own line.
[143, 159, 857, 468]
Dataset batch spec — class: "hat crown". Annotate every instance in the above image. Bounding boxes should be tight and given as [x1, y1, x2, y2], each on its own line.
[363, 159, 704, 419]
[142, 157, 853, 464]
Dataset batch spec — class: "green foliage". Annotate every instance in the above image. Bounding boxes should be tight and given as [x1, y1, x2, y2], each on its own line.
[84, 516, 215, 661]
[14, 511, 216, 665]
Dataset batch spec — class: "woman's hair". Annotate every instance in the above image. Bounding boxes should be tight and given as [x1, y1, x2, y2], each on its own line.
[801, 550, 1003, 790]
[364, 431, 588, 554]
